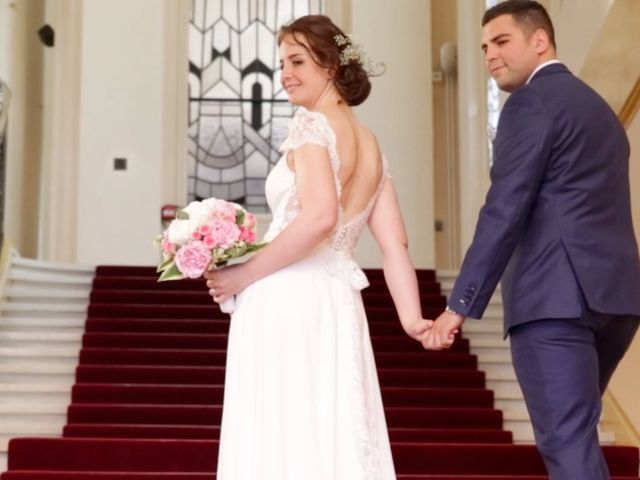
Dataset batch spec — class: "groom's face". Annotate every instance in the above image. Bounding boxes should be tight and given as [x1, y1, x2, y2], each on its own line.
[482, 14, 541, 93]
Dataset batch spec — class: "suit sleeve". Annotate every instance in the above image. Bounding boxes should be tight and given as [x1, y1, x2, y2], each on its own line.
[449, 87, 552, 319]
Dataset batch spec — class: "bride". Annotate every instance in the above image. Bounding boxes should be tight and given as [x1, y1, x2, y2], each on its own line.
[205, 14, 446, 480]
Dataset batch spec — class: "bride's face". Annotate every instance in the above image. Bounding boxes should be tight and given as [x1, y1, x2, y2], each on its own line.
[279, 34, 332, 109]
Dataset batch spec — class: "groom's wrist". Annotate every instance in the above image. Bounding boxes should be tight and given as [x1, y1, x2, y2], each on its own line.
[445, 305, 459, 316]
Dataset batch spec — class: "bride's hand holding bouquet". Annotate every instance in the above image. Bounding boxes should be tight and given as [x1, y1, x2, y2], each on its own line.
[155, 198, 265, 313]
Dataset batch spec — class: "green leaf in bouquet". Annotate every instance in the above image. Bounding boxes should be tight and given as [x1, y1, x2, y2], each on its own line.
[157, 261, 184, 282]
[176, 210, 189, 220]
[244, 242, 267, 254]
[156, 255, 175, 273]
[235, 210, 245, 226]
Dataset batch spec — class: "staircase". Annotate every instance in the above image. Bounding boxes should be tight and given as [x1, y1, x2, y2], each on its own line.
[0, 264, 638, 478]
[0, 256, 94, 471]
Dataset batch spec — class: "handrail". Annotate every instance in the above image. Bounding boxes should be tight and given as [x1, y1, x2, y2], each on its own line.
[0, 80, 10, 244]
[619, 75, 640, 129]
[0, 80, 11, 137]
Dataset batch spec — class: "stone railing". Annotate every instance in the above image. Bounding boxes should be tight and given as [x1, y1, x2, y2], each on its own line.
[0, 80, 10, 244]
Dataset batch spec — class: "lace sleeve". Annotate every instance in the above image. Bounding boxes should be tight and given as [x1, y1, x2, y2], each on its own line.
[279, 109, 342, 198]
[279, 110, 332, 153]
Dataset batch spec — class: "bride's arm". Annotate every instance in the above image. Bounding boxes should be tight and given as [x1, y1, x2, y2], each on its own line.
[368, 179, 433, 341]
[206, 143, 338, 301]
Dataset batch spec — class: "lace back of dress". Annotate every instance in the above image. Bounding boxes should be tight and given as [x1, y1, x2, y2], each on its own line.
[329, 160, 388, 257]
[277, 109, 389, 256]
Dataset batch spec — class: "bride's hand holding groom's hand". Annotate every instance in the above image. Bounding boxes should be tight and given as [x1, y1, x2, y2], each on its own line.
[402, 318, 435, 342]
[421, 310, 464, 350]
[204, 263, 252, 304]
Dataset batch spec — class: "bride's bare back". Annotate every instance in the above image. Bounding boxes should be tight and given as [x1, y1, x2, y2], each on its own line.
[323, 109, 384, 223]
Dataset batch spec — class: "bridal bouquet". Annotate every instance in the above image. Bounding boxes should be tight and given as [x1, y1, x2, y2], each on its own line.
[155, 198, 265, 312]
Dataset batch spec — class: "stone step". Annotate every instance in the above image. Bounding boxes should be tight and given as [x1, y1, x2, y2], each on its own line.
[10, 256, 94, 280]
[0, 403, 67, 424]
[463, 318, 504, 333]
[0, 346, 79, 357]
[0, 303, 87, 316]
[0, 363, 75, 383]
[0, 316, 86, 330]
[0, 331, 82, 347]
[479, 364, 517, 379]
[5, 286, 92, 303]
[0, 384, 71, 404]
[0, 421, 61, 436]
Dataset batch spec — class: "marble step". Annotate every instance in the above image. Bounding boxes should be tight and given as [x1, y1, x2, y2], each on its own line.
[0, 316, 86, 331]
[0, 383, 71, 404]
[10, 257, 94, 281]
[0, 331, 82, 347]
[0, 302, 87, 317]
[0, 403, 67, 424]
[0, 363, 75, 383]
[5, 286, 92, 303]
[0, 346, 79, 367]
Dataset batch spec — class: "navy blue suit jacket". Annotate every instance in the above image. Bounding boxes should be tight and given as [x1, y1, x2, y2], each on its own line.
[449, 63, 640, 333]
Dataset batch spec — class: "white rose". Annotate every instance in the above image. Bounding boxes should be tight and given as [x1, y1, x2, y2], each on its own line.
[182, 201, 212, 226]
[201, 197, 223, 212]
[166, 218, 198, 245]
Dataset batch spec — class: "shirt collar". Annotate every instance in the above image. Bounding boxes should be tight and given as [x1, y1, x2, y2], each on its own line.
[526, 59, 562, 84]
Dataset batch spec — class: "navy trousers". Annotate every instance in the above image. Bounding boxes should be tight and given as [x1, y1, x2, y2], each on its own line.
[510, 311, 639, 480]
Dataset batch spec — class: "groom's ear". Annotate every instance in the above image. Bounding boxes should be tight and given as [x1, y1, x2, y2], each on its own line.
[532, 28, 551, 54]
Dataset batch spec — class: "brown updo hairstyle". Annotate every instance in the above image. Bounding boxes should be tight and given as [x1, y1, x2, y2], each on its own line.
[278, 15, 371, 106]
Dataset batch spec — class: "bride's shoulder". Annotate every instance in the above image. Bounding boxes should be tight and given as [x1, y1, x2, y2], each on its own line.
[282, 109, 333, 151]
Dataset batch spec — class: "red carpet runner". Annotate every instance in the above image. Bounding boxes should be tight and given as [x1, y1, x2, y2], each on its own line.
[2, 266, 639, 479]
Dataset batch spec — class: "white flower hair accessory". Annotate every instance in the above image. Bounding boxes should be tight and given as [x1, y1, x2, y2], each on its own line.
[333, 34, 386, 77]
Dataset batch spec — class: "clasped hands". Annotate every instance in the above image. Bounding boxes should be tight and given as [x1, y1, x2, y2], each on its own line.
[410, 310, 465, 351]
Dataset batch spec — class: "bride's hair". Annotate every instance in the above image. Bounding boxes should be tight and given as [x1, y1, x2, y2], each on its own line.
[278, 15, 371, 106]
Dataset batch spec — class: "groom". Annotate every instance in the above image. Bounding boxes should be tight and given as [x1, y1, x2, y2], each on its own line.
[422, 1, 640, 479]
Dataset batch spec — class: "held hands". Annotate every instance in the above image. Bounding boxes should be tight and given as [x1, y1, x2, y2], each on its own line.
[421, 309, 465, 350]
[402, 318, 435, 342]
[204, 263, 251, 305]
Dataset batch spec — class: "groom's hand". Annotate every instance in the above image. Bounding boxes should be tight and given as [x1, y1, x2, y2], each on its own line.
[421, 309, 464, 350]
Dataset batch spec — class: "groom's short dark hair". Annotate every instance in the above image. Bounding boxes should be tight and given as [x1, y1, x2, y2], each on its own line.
[483, 0, 556, 50]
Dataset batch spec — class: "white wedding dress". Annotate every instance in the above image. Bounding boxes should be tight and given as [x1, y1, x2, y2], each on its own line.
[217, 109, 396, 480]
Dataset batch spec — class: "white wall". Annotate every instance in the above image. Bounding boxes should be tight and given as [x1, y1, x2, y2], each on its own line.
[0, 0, 44, 258]
[547, 0, 615, 75]
[607, 110, 640, 435]
[352, 0, 434, 268]
[75, 0, 166, 265]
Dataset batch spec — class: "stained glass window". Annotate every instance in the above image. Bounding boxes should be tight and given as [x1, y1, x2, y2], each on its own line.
[188, 0, 324, 211]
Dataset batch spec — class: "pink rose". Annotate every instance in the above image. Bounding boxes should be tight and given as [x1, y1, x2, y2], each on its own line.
[212, 202, 238, 223]
[161, 237, 176, 255]
[175, 241, 212, 279]
[198, 224, 212, 236]
[202, 234, 217, 249]
[212, 219, 241, 248]
[239, 227, 256, 243]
